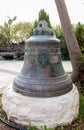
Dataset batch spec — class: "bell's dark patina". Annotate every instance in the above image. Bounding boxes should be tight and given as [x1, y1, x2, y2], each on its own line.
[13, 20, 73, 97]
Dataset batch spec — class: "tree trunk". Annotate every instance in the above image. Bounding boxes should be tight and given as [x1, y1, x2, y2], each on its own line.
[54, 0, 84, 87]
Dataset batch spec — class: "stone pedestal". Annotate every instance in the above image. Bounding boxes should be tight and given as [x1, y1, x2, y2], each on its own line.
[2, 84, 79, 129]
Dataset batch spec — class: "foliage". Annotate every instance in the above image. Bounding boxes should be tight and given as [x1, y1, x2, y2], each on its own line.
[0, 15, 84, 62]
[75, 22, 84, 48]
[53, 23, 84, 60]
[77, 92, 84, 124]
[53, 25, 70, 60]
[28, 124, 37, 130]
[0, 16, 17, 45]
[27, 124, 54, 130]
[12, 22, 32, 42]
[72, 46, 84, 71]
[0, 33, 7, 45]
[0, 17, 32, 45]
[41, 125, 54, 130]
[81, 48, 84, 65]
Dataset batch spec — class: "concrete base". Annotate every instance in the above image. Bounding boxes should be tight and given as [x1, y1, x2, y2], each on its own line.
[2, 84, 79, 129]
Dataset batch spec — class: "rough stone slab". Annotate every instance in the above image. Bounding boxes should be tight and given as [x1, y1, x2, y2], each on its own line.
[2, 84, 79, 129]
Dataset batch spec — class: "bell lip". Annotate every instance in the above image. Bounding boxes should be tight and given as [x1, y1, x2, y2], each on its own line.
[13, 83, 73, 98]
[13, 73, 73, 97]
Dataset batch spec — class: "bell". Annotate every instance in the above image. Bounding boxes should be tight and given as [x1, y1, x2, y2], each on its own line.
[13, 20, 73, 97]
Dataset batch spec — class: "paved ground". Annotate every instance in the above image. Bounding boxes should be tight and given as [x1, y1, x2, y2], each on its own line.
[0, 60, 72, 93]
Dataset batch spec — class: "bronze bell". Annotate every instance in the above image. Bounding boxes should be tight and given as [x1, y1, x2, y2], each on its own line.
[13, 20, 73, 97]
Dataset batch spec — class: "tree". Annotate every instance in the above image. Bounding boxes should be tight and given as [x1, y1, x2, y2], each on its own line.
[0, 26, 7, 45]
[75, 22, 84, 48]
[12, 22, 32, 42]
[53, 25, 70, 60]
[54, 0, 84, 87]
[53, 23, 84, 60]
[0, 16, 17, 45]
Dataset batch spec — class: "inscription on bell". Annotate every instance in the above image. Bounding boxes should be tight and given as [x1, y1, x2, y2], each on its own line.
[29, 55, 38, 64]
[50, 54, 59, 63]
[26, 47, 60, 66]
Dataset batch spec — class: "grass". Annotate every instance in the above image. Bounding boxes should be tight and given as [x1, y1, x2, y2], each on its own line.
[0, 88, 84, 130]
[77, 91, 84, 124]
